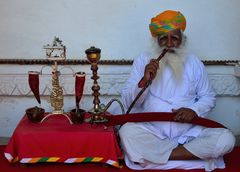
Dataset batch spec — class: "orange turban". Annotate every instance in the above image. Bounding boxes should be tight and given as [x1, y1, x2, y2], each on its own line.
[149, 10, 186, 37]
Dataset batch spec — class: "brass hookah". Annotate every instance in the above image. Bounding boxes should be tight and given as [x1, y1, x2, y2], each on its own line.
[40, 37, 73, 124]
[50, 61, 64, 114]
[85, 46, 125, 123]
[28, 43, 124, 124]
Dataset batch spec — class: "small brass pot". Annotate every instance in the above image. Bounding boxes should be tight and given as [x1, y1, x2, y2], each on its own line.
[26, 106, 45, 123]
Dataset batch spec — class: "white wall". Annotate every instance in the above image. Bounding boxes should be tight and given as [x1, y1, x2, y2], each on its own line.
[0, 0, 240, 60]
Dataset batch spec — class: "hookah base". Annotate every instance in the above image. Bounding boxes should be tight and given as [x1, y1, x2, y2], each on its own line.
[40, 113, 73, 125]
[90, 118, 108, 124]
[52, 110, 64, 114]
[87, 112, 108, 124]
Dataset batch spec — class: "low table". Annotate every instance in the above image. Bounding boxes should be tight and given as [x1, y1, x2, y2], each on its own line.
[4, 114, 122, 168]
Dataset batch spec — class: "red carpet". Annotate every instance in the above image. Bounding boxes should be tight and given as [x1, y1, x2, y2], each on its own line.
[0, 145, 239, 172]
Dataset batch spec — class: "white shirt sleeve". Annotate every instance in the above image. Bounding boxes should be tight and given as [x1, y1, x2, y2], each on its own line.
[121, 53, 150, 110]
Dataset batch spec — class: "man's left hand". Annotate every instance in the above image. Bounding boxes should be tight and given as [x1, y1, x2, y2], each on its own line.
[172, 108, 197, 123]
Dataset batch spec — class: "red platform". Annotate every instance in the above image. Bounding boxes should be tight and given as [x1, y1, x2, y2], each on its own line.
[4, 114, 122, 168]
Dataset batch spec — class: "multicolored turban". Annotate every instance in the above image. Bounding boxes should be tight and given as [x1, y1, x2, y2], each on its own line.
[149, 10, 186, 37]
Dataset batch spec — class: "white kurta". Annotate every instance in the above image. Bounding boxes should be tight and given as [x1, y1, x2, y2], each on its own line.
[120, 53, 223, 171]
[121, 53, 216, 142]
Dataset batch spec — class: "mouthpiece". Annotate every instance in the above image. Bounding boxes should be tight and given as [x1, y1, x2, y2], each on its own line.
[138, 48, 169, 88]
[156, 48, 169, 62]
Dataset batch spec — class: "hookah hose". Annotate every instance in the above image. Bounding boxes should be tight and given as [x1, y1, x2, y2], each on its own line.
[126, 48, 169, 114]
[105, 112, 226, 128]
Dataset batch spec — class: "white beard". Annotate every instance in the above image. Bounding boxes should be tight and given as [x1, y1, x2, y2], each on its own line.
[149, 37, 187, 82]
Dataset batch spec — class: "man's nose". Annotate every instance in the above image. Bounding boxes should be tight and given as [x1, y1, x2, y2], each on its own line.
[166, 37, 174, 48]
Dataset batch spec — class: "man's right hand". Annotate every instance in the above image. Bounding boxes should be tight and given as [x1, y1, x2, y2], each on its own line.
[138, 59, 159, 88]
[172, 108, 197, 123]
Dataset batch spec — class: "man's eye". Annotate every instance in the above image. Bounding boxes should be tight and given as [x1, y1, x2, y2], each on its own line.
[171, 36, 180, 41]
[159, 37, 167, 41]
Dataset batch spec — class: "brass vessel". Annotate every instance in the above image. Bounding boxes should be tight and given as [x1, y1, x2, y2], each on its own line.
[50, 61, 64, 114]
[43, 37, 66, 114]
[85, 46, 125, 123]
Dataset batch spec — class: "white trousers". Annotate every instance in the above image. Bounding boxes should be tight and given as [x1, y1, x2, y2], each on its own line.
[119, 122, 235, 171]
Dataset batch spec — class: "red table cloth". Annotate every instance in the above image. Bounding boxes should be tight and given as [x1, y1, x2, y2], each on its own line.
[4, 114, 122, 168]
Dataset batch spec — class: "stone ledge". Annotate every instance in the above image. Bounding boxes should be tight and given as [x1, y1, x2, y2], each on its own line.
[0, 59, 239, 66]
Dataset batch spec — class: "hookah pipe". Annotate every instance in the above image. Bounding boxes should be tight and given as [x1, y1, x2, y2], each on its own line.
[126, 48, 169, 114]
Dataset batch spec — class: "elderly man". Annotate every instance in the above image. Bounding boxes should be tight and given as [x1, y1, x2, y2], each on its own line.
[119, 10, 235, 171]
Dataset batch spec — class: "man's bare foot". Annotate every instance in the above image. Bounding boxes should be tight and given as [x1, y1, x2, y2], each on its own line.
[134, 159, 151, 168]
[169, 145, 199, 160]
